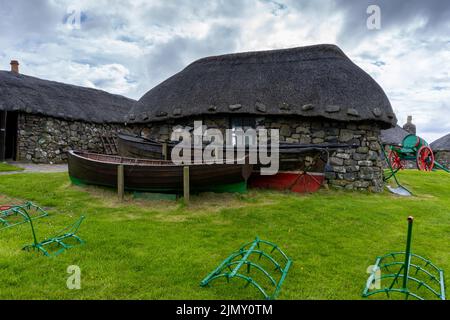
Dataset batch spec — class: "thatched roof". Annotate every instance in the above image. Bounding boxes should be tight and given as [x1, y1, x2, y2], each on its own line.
[0, 71, 135, 123]
[129, 44, 396, 128]
[431, 133, 450, 152]
[380, 125, 410, 146]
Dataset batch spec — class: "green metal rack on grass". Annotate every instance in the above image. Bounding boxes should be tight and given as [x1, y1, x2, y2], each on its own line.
[200, 237, 292, 300]
[0, 202, 48, 230]
[21, 209, 85, 257]
[363, 217, 446, 300]
[381, 143, 412, 196]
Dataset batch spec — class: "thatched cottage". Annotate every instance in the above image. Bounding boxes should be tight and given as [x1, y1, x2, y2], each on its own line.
[380, 124, 416, 169]
[380, 125, 409, 147]
[0, 61, 134, 163]
[126, 44, 397, 191]
[1, 45, 398, 192]
[431, 134, 450, 168]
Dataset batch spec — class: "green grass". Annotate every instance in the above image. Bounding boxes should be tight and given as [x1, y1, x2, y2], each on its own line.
[0, 163, 24, 172]
[0, 170, 449, 300]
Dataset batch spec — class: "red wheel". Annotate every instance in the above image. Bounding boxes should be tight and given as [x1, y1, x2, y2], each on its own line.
[388, 150, 404, 170]
[416, 146, 434, 171]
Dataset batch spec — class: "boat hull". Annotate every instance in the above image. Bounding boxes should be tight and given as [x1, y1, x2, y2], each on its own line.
[68, 151, 252, 193]
[248, 171, 324, 193]
[117, 133, 170, 159]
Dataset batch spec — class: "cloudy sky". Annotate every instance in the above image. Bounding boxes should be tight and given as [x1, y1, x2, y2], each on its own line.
[1, 0, 449, 142]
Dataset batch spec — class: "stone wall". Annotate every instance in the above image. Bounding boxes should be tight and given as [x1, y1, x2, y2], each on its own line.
[127, 115, 384, 192]
[16, 113, 385, 191]
[435, 151, 450, 169]
[17, 113, 127, 163]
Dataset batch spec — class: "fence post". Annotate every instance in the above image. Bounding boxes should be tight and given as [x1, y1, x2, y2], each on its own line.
[162, 142, 168, 160]
[183, 166, 190, 204]
[117, 164, 124, 201]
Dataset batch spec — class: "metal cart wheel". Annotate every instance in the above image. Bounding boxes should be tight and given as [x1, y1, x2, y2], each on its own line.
[416, 146, 434, 171]
[389, 150, 404, 170]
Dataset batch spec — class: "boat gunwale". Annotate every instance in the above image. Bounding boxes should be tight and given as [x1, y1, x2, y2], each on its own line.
[68, 150, 249, 167]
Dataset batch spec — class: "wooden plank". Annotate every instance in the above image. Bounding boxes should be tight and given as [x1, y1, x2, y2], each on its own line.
[106, 137, 112, 154]
[162, 142, 168, 160]
[110, 136, 118, 155]
[117, 164, 124, 201]
[183, 166, 190, 204]
[100, 136, 108, 154]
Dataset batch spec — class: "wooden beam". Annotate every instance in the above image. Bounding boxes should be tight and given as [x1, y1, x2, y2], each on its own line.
[162, 142, 168, 160]
[183, 166, 190, 204]
[117, 164, 124, 201]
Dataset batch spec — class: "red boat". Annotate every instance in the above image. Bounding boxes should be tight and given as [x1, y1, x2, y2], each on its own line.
[249, 171, 325, 193]
[248, 147, 329, 194]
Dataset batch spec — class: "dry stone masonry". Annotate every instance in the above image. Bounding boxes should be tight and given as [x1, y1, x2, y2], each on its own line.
[131, 116, 384, 192]
[17, 113, 126, 163]
[435, 151, 450, 169]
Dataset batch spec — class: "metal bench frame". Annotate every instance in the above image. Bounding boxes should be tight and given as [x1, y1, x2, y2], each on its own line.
[363, 217, 446, 300]
[200, 237, 292, 300]
[0, 202, 48, 230]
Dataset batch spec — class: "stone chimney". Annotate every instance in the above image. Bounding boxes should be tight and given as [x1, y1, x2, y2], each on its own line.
[10, 60, 19, 73]
[403, 115, 416, 135]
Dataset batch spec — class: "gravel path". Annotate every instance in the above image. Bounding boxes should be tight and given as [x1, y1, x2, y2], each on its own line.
[0, 162, 68, 175]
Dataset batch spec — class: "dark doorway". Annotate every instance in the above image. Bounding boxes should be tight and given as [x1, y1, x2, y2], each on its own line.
[4, 111, 18, 160]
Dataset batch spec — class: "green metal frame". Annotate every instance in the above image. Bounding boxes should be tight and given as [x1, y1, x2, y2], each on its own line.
[392, 134, 429, 161]
[434, 161, 450, 173]
[381, 144, 412, 196]
[22, 210, 85, 257]
[363, 217, 446, 300]
[0, 202, 49, 230]
[200, 237, 292, 300]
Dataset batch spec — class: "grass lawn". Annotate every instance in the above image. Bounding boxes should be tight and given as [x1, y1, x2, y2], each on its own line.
[0, 170, 449, 300]
[0, 163, 24, 172]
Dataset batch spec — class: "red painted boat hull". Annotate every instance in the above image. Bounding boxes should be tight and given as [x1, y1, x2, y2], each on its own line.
[249, 171, 324, 193]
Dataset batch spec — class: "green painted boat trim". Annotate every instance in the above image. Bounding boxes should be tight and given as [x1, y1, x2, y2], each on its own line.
[204, 181, 247, 194]
[133, 192, 178, 201]
[70, 177, 248, 194]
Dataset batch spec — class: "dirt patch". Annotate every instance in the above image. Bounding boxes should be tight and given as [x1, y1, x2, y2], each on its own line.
[0, 194, 24, 206]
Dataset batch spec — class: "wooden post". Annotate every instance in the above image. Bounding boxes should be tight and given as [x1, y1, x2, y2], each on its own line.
[162, 142, 168, 160]
[183, 166, 190, 204]
[117, 164, 124, 201]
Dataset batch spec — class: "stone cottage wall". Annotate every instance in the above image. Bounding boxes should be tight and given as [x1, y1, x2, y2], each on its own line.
[435, 151, 450, 169]
[17, 113, 385, 191]
[17, 113, 126, 163]
[127, 115, 384, 192]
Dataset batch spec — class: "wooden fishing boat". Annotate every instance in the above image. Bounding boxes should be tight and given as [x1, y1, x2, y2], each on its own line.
[249, 171, 325, 193]
[117, 132, 356, 159]
[67, 150, 253, 193]
[248, 147, 328, 193]
[117, 133, 175, 159]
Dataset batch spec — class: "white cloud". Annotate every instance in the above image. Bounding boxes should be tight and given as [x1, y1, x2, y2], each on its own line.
[0, 0, 449, 141]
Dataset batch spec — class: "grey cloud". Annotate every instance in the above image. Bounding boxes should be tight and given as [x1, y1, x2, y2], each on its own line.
[0, 0, 62, 44]
[420, 108, 450, 134]
[335, 0, 450, 45]
[0, 0, 449, 139]
[141, 24, 241, 93]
